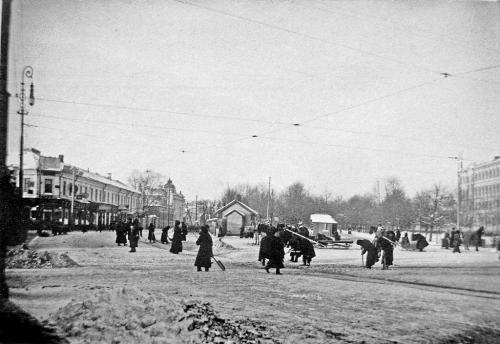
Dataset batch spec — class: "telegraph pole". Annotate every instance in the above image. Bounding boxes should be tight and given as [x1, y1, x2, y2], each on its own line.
[195, 195, 198, 225]
[266, 176, 271, 222]
[0, 0, 12, 300]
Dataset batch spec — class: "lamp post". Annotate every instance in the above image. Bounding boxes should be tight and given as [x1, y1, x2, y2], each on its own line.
[17, 66, 34, 195]
[448, 156, 463, 231]
[70, 167, 83, 228]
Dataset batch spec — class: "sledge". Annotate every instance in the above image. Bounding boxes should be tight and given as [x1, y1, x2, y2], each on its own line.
[211, 255, 226, 271]
[316, 237, 354, 249]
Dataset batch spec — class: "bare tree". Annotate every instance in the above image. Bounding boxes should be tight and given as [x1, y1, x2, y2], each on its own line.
[128, 170, 165, 217]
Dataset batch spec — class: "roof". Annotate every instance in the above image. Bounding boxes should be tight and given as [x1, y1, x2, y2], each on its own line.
[310, 214, 337, 224]
[62, 165, 139, 194]
[213, 199, 259, 216]
[39, 156, 63, 171]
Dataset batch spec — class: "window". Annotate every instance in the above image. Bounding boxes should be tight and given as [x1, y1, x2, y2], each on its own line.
[63, 181, 66, 196]
[69, 183, 73, 195]
[24, 178, 34, 194]
[44, 179, 53, 193]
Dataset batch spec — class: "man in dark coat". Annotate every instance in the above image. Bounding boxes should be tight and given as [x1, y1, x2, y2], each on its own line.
[379, 231, 396, 269]
[357, 239, 378, 269]
[115, 220, 127, 246]
[170, 220, 183, 254]
[300, 231, 316, 266]
[258, 227, 271, 266]
[195, 225, 213, 271]
[471, 226, 485, 251]
[265, 227, 285, 275]
[288, 228, 302, 262]
[412, 233, 429, 251]
[147, 222, 156, 243]
[181, 222, 188, 241]
[452, 230, 462, 253]
[128, 219, 140, 252]
[161, 226, 170, 244]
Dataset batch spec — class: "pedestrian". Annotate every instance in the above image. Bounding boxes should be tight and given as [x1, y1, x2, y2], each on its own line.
[442, 232, 450, 249]
[194, 225, 213, 272]
[148, 222, 156, 243]
[401, 232, 410, 249]
[452, 230, 462, 253]
[139, 222, 143, 237]
[300, 230, 316, 266]
[265, 227, 285, 275]
[128, 219, 140, 253]
[170, 220, 183, 254]
[161, 226, 170, 244]
[395, 228, 401, 242]
[380, 230, 396, 269]
[471, 226, 485, 252]
[258, 226, 271, 266]
[115, 220, 127, 246]
[181, 222, 188, 241]
[356, 239, 378, 269]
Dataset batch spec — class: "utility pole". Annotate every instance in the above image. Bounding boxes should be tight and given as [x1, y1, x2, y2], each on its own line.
[71, 168, 76, 227]
[17, 66, 34, 195]
[449, 155, 463, 231]
[0, 0, 12, 300]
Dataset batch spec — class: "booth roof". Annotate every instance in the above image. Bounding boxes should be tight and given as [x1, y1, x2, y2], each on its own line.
[310, 213, 337, 224]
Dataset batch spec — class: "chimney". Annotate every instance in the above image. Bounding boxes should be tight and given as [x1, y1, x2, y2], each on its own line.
[58, 154, 64, 162]
[107, 173, 112, 179]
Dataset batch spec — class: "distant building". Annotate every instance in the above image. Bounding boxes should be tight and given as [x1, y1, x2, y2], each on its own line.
[146, 178, 185, 228]
[459, 156, 500, 232]
[212, 199, 259, 236]
[10, 148, 142, 227]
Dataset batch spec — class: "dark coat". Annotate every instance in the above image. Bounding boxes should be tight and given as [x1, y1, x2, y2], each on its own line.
[357, 239, 378, 268]
[115, 222, 128, 244]
[161, 227, 170, 243]
[170, 225, 183, 254]
[194, 231, 213, 268]
[181, 223, 188, 241]
[148, 224, 156, 241]
[379, 235, 394, 266]
[267, 235, 285, 268]
[300, 238, 316, 259]
[258, 235, 272, 262]
[128, 226, 140, 248]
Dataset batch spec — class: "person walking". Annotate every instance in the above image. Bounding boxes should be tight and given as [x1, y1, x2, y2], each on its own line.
[148, 222, 156, 243]
[194, 225, 213, 271]
[265, 227, 285, 275]
[300, 230, 316, 266]
[181, 222, 188, 241]
[452, 230, 462, 253]
[258, 226, 271, 266]
[161, 226, 170, 244]
[115, 220, 127, 246]
[128, 219, 140, 253]
[170, 220, 183, 254]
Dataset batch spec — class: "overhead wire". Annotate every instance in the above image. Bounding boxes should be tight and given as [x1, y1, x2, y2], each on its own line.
[171, 0, 443, 76]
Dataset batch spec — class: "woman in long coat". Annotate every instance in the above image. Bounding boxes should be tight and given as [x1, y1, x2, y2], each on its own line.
[300, 231, 316, 266]
[147, 223, 156, 243]
[115, 221, 127, 246]
[357, 239, 378, 269]
[265, 228, 285, 274]
[170, 220, 183, 254]
[161, 226, 170, 244]
[195, 225, 213, 271]
[128, 220, 140, 252]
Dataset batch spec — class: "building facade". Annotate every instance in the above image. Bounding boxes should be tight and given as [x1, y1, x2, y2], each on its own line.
[143, 178, 185, 228]
[11, 148, 142, 228]
[459, 156, 500, 233]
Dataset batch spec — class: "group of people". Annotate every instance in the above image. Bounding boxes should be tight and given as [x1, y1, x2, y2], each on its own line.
[442, 226, 485, 253]
[257, 223, 317, 274]
[113, 218, 141, 252]
[356, 224, 397, 270]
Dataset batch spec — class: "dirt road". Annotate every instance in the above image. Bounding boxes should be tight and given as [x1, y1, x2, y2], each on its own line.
[6, 231, 500, 343]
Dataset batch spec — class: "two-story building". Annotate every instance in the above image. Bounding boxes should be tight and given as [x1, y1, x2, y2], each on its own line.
[11, 148, 142, 228]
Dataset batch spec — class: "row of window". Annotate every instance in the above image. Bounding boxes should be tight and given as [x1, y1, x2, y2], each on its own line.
[29, 177, 141, 207]
[461, 165, 500, 183]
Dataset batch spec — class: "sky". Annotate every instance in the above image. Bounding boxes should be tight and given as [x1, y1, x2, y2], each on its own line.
[5, 0, 500, 201]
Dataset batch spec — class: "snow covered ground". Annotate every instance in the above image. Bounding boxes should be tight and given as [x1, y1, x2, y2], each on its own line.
[6, 230, 500, 343]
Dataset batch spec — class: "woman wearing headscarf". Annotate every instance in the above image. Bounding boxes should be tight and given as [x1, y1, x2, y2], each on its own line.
[170, 220, 183, 254]
[194, 225, 213, 271]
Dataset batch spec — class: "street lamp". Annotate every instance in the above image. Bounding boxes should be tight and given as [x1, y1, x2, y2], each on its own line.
[17, 66, 34, 195]
[70, 167, 83, 228]
[448, 156, 463, 231]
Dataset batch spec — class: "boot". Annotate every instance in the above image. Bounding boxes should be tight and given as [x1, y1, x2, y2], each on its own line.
[276, 268, 282, 275]
[197, 267, 202, 272]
